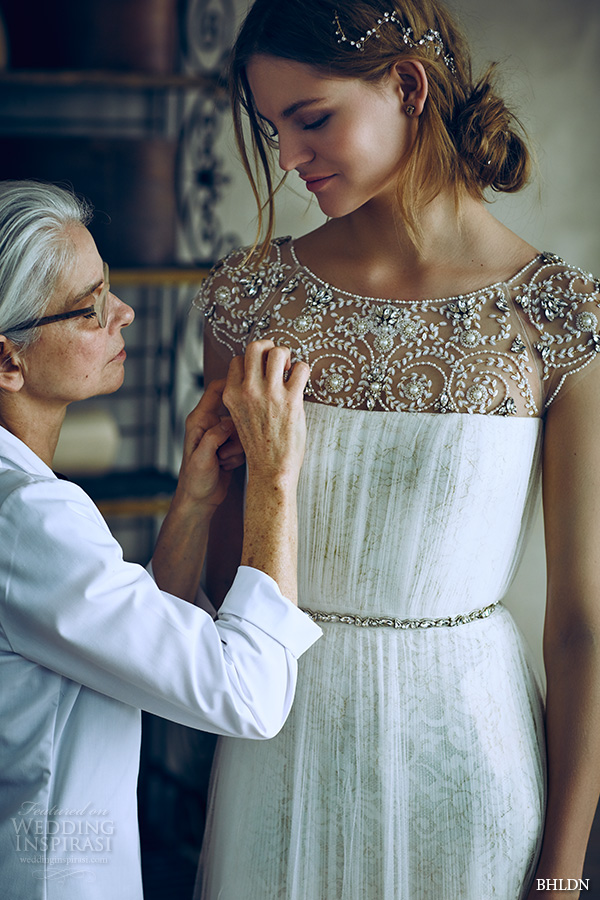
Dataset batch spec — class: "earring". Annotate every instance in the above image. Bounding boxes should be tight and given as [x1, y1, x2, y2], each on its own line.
[405, 105, 416, 116]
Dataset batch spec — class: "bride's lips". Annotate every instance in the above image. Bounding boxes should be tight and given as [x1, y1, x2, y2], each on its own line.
[301, 174, 336, 192]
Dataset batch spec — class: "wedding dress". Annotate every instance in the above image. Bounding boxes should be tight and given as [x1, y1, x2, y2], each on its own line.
[194, 239, 600, 899]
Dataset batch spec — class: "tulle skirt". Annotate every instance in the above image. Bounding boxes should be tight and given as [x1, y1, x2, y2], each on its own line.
[196, 604, 545, 900]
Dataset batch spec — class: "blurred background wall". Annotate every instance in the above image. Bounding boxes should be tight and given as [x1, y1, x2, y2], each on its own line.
[0, 0, 598, 894]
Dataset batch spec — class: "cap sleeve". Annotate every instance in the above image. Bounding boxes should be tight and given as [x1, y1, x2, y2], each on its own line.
[514, 254, 600, 408]
[193, 237, 295, 362]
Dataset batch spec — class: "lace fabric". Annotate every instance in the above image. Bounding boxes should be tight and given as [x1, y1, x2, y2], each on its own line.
[196, 238, 600, 415]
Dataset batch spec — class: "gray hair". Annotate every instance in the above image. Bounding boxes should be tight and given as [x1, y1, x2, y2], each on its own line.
[0, 180, 92, 350]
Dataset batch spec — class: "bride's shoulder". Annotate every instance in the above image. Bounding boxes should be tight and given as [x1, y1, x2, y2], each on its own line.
[193, 236, 294, 309]
[193, 236, 298, 357]
[511, 252, 600, 408]
[513, 251, 599, 314]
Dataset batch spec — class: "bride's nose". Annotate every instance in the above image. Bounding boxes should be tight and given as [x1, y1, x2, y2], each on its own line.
[278, 131, 315, 173]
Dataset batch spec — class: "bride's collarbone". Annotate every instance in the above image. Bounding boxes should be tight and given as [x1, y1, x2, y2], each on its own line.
[291, 218, 537, 301]
[291, 252, 530, 302]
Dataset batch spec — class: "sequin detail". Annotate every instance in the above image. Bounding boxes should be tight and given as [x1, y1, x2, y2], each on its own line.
[196, 239, 600, 414]
[300, 601, 500, 629]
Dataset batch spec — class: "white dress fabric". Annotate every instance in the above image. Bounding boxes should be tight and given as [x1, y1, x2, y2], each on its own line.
[194, 240, 600, 899]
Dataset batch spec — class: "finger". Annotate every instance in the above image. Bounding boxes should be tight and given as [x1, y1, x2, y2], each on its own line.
[285, 359, 311, 394]
[217, 427, 244, 461]
[225, 355, 244, 388]
[223, 356, 245, 413]
[243, 339, 276, 380]
[184, 379, 227, 441]
[265, 345, 292, 386]
[183, 401, 219, 453]
[244, 338, 276, 357]
[199, 378, 226, 414]
[191, 419, 236, 465]
[220, 452, 246, 471]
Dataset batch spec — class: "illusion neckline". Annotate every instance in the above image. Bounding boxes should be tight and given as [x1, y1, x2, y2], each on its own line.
[287, 239, 545, 306]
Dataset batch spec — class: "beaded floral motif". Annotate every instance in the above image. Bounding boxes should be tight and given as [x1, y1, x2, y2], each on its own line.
[512, 254, 600, 407]
[196, 239, 600, 416]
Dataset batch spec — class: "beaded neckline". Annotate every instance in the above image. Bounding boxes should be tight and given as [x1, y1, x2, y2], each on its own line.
[201, 241, 600, 416]
[288, 240, 543, 306]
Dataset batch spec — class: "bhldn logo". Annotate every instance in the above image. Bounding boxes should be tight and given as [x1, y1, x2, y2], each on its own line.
[536, 880, 589, 891]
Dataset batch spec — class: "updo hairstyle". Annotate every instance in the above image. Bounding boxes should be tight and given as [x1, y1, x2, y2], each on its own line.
[230, 0, 531, 257]
[0, 180, 92, 355]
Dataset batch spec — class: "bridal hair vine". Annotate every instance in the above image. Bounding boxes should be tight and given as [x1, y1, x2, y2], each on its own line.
[334, 9, 457, 75]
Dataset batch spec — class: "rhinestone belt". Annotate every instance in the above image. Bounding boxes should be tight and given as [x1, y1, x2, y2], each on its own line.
[300, 601, 499, 630]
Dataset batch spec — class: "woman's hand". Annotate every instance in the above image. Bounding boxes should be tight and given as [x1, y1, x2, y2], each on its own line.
[152, 379, 245, 602]
[222, 340, 310, 489]
[175, 378, 245, 512]
[220, 339, 310, 603]
[177, 379, 244, 507]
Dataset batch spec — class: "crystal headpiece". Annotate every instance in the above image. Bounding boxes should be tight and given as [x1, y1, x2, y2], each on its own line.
[334, 9, 457, 75]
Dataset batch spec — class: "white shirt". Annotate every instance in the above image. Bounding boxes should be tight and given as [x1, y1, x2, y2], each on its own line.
[0, 426, 321, 900]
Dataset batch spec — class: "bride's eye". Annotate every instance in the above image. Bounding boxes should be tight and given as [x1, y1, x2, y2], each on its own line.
[303, 115, 330, 131]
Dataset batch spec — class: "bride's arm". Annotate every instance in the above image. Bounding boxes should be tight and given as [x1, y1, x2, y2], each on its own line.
[526, 368, 600, 899]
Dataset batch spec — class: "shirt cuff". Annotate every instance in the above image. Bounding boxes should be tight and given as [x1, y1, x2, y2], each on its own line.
[219, 566, 322, 658]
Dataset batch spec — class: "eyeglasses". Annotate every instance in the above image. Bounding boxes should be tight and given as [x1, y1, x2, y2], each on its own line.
[8, 262, 110, 333]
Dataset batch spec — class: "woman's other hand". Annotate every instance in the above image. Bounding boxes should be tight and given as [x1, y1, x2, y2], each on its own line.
[223, 340, 310, 490]
[176, 378, 245, 512]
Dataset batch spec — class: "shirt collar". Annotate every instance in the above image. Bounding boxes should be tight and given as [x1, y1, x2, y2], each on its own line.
[0, 425, 56, 480]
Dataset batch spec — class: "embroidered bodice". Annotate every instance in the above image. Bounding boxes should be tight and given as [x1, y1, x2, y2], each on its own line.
[196, 237, 600, 416]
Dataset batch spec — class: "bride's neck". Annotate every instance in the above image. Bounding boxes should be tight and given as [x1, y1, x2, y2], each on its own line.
[339, 189, 485, 267]
[296, 190, 536, 300]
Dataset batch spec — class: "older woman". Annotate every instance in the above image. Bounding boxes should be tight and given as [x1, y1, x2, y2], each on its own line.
[0, 180, 320, 900]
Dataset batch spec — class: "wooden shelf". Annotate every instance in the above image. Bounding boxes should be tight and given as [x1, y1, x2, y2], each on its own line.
[97, 496, 173, 518]
[0, 69, 226, 93]
[111, 267, 210, 287]
[73, 469, 178, 518]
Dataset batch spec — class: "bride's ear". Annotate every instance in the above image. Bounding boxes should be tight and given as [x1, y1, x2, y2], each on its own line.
[0, 336, 25, 392]
[391, 59, 428, 116]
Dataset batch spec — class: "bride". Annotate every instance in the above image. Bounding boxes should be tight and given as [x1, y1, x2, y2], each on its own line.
[194, 1, 600, 897]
